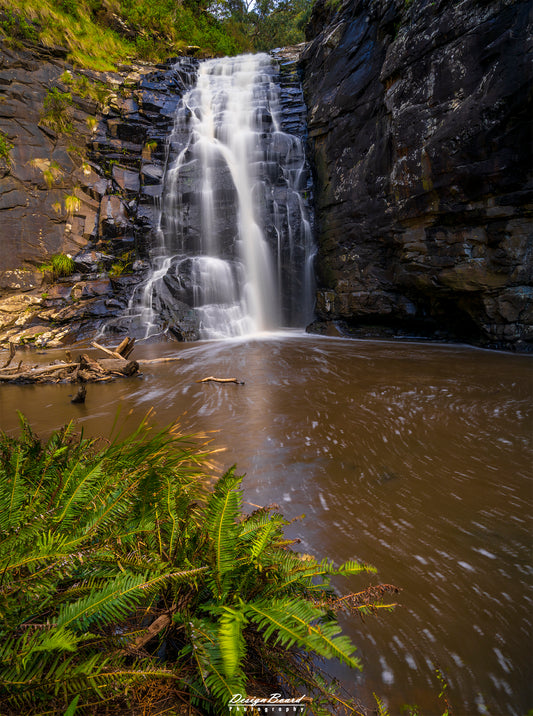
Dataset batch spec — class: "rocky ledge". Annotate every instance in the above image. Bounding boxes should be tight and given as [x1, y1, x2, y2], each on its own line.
[301, 0, 532, 351]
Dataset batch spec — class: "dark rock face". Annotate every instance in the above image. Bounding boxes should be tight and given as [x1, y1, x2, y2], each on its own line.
[0, 46, 75, 268]
[301, 0, 532, 350]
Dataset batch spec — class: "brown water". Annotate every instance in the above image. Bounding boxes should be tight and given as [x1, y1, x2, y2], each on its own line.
[1, 333, 531, 715]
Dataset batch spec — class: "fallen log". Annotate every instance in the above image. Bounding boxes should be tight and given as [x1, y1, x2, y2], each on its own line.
[136, 356, 182, 366]
[0, 360, 24, 375]
[0, 346, 180, 385]
[90, 340, 125, 360]
[132, 612, 173, 651]
[116, 336, 135, 359]
[0, 355, 139, 384]
[0, 362, 78, 381]
[196, 376, 245, 385]
[79, 353, 106, 374]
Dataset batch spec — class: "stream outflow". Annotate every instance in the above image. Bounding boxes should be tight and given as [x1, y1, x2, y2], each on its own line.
[1, 334, 531, 714]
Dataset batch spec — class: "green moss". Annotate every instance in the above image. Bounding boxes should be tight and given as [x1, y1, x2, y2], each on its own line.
[0, 129, 13, 163]
[64, 193, 81, 214]
[60, 70, 112, 107]
[109, 250, 134, 277]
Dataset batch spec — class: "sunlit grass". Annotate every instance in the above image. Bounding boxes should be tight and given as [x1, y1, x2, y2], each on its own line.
[0, 0, 244, 70]
[0, 0, 136, 70]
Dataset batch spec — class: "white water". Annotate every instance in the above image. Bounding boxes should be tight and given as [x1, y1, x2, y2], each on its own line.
[140, 53, 315, 339]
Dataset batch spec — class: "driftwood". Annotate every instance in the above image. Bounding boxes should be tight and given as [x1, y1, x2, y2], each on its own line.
[0, 334, 183, 386]
[132, 612, 172, 650]
[71, 385, 87, 404]
[1, 342, 16, 369]
[0, 354, 139, 385]
[95, 357, 181, 371]
[116, 336, 135, 358]
[91, 337, 136, 361]
[196, 376, 245, 385]
[136, 356, 182, 365]
[90, 341, 125, 361]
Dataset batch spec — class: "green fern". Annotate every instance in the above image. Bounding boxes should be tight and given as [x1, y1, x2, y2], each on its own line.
[247, 597, 361, 670]
[217, 605, 248, 680]
[205, 467, 243, 596]
[0, 417, 396, 715]
[374, 692, 390, 716]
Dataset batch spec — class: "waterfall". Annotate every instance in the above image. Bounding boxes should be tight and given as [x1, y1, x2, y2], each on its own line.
[139, 52, 315, 341]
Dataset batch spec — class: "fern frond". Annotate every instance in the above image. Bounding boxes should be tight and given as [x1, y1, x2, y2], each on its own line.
[249, 520, 280, 561]
[246, 597, 361, 670]
[314, 558, 377, 578]
[205, 468, 242, 595]
[373, 692, 390, 716]
[179, 616, 244, 707]
[218, 606, 247, 680]
[56, 572, 148, 630]
[57, 567, 208, 630]
[54, 460, 105, 527]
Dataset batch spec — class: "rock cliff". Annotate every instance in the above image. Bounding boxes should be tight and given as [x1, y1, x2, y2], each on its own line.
[0, 39, 196, 347]
[301, 0, 532, 350]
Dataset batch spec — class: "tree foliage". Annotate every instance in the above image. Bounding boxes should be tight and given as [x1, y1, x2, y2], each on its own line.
[208, 0, 314, 51]
[0, 415, 397, 714]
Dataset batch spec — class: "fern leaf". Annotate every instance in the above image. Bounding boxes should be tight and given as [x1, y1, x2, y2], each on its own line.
[205, 468, 242, 594]
[55, 460, 105, 526]
[57, 567, 208, 630]
[0, 446, 26, 532]
[373, 692, 390, 716]
[218, 606, 247, 680]
[247, 597, 361, 670]
[249, 520, 279, 561]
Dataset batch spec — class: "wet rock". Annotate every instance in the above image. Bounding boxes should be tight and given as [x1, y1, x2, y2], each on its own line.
[112, 164, 140, 193]
[0, 50, 203, 347]
[71, 279, 113, 300]
[302, 0, 532, 350]
[42, 284, 72, 302]
[73, 250, 105, 273]
[132, 259, 150, 272]
[99, 194, 131, 237]
[141, 164, 164, 184]
[74, 163, 110, 200]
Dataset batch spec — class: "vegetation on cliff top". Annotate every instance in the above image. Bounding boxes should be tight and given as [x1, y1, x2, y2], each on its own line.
[0, 416, 397, 715]
[0, 0, 313, 71]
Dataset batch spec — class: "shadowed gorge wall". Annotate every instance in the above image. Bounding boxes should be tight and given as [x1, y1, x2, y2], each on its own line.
[302, 0, 532, 350]
[0, 0, 531, 351]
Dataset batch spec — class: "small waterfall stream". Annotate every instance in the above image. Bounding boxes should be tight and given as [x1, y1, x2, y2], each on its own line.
[138, 52, 315, 340]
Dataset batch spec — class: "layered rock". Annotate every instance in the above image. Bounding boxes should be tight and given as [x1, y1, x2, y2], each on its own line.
[0, 39, 196, 347]
[302, 0, 532, 350]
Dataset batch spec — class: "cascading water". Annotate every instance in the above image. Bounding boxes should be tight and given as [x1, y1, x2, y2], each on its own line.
[138, 52, 315, 340]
